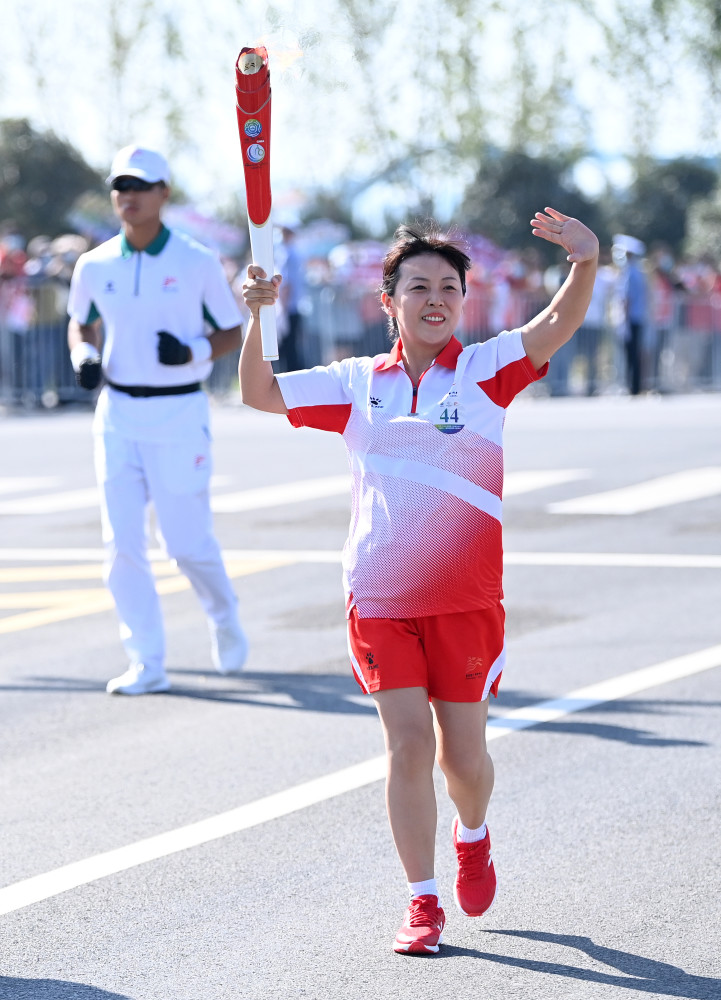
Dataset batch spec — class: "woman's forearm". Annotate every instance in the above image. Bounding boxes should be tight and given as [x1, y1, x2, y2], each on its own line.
[238, 312, 287, 413]
[522, 257, 598, 369]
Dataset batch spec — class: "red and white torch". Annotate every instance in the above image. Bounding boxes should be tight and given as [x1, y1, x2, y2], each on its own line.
[235, 46, 278, 361]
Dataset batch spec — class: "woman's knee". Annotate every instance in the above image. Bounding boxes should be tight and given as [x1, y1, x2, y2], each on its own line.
[386, 724, 436, 773]
[438, 746, 493, 787]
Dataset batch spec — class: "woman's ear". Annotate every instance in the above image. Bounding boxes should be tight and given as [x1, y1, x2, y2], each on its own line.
[380, 291, 394, 316]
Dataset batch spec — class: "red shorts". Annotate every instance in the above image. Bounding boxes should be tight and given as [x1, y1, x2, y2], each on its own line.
[347, 604, 505, 702]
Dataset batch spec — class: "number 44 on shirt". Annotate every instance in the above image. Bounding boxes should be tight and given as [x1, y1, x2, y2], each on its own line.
[434, 397, 464, 434]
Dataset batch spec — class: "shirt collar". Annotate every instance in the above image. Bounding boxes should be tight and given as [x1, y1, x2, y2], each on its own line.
[120, 224, 171, 259]
[374, 335, 463, 372]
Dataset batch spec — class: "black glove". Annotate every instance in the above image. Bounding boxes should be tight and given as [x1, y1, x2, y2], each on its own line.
[75, 359, 103, 390]
[157, 330, 191, 366]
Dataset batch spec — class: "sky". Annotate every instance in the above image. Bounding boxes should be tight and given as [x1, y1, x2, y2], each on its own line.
[0, 0, 716, 232]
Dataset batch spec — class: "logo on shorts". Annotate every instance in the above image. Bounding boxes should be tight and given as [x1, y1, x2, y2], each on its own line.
[466, 656, 484, 680]
[104, 280, 115, 293]
[194, 454, 207, 469]
[369, 396, 382, 408]
[365, 652, 380, 670]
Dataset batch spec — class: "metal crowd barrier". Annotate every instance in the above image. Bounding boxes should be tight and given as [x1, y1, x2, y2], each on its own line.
[0, 320, 242, 409]
[293, 286, 721, 395]
[1, 283, 720, 409]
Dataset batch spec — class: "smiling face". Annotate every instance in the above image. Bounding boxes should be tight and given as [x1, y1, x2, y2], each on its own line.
[381, 253, 465, 355]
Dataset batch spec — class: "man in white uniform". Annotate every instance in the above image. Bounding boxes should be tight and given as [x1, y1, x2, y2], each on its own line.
[68, 145, 248, 695]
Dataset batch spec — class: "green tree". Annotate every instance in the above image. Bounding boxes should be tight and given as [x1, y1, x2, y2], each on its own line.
[4, 0, 721, 214]
[610, 158, 718, 253]
[299, 190, 372, 240]
[0, 119, 103, 237]
[459, 150, 607, 258]
[10, 0, 199, 162]
[590, 0, 721, 151]
[685, 185, 721, 260]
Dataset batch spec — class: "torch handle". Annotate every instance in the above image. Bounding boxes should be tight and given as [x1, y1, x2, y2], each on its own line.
[248, 217, 279, 361]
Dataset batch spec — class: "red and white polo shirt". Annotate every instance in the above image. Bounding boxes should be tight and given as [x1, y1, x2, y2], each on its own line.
[276, 330, 547, 619]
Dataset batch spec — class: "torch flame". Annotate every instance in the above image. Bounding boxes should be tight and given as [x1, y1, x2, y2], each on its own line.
[255, 34, 303, 72]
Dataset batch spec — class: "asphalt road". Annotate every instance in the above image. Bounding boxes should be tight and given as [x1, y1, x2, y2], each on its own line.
[0, 392, 720, 1000]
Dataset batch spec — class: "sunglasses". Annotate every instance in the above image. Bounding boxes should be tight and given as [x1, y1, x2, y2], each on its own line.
[111, 177, 161, 192]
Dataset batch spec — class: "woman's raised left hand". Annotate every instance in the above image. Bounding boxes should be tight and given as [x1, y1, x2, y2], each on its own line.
[530, 207, 599, 263]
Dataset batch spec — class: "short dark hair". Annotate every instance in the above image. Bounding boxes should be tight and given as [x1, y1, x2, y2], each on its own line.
[380, 222, 472, 337]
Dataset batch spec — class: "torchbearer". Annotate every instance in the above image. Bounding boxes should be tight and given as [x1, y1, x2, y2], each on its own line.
[236, 46, 278, 361]
[239, 207, 599, 954]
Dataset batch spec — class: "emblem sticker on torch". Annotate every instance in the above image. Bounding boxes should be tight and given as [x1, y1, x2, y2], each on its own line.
[247, 143, 266, 163]
[235, 46, 278, 361]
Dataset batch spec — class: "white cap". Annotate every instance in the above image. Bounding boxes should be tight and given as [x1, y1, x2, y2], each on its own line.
[106, 145, 170, 185]
[612, 233, 646, 257]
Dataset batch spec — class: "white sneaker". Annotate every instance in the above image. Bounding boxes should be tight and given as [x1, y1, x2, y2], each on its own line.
[210, 621, 249, 675]
[106, 663, 171, 695]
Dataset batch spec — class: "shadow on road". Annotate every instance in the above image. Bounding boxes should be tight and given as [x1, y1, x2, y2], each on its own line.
[1, 670, 377, 716]
[490, 690, 709, 748]
[495, 690, 721, 714]
[524, 718, 706, 748]
[165, 669, 377, 714]
[472, 930, 720, 999]
[0, 979, 132, 1000]
[2, 676, 714, 736]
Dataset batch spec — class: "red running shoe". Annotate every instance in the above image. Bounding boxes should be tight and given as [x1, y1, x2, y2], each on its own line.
[452, 816, 497, 916]
[393, 895, 445, 955]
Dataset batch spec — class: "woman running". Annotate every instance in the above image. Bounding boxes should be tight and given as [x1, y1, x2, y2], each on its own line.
[239, 208, 599, 955]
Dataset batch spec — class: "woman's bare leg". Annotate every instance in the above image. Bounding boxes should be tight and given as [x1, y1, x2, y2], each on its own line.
[432, 698, 493, 828]
[373, 687, 437, 882]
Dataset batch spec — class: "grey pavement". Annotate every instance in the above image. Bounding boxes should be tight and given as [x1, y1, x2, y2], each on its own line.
[0, 393, 720, 999]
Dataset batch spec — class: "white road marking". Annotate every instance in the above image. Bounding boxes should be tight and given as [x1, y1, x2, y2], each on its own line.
[211, 470, 590, 510]
[1, 468, 717, 518]
[502, 552, 721, 569]
[1, 548, 719, 570]
[0, 477, 60, 496]
[0, 476, 233, 515]
[0, 555, 295, 635]
[548, 467, 721, 515]
[0, 549, 109, 561]
[486, 644, 721, 737]
[1, 642, 719, 916]
[0, 470, 591, 516]
[504, 469, 588, 495]
[0, 548, 342, 564]
[0, 476, 350, 516]
[1, 548, 716, 637]
[0, 488, 101, 515]
[210, 475, 352, 513]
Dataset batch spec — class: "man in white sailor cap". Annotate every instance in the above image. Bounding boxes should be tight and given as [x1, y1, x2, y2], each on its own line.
[67, 144, 248, 694]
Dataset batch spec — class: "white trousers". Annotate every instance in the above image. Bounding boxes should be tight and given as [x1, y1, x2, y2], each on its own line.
[94, 429, 239, 670]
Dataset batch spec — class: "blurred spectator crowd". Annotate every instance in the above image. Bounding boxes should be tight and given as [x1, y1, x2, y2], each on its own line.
[1, 215, 721, 410]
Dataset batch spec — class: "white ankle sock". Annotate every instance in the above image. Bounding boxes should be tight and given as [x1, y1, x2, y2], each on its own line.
[456, 819, 487, 843]
[408, 878, 439, 901]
